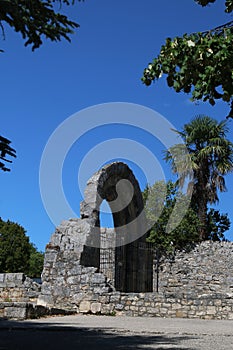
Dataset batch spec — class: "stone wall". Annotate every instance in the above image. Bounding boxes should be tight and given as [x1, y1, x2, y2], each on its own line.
[57, 241, 233, 320]
[38, 241, 233, 320]
[37, 219, 114, 309]
[1, 242, 233, 320]
[158, 241, 233, 298]
[0, 273, 41, 303]
[0, 302, 76, 320]
[76, 291, 233, 320]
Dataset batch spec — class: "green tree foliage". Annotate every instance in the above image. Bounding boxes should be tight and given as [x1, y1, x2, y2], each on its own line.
[142, 0, 233, 118]
[0, 218, 30, 273]
[28, 244, 44, 278]
[0, 135, 16, 172]
[144, 181, 200, 255]
[206, 208, 230, 241]
[0, 0, 83, 51]
[143, 180, 231, 257]
[165, 115, 233, 240]
[0, 218, 44, 277]
[195, 0, 233, 13]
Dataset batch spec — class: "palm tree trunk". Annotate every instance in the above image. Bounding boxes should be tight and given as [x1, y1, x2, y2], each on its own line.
[197, 196, 208, 240]
[196, 163, 209, 241]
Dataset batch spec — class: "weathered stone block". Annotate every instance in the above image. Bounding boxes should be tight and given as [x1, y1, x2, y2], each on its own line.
[115, 303, 124, 310]
[5, 305, 27, 320]
[176, 310, 187, 318]
[0, 274, 5, 283]
[101, 303, 114, 314]
[110, 294, 120, 303]
[44, 252, 57, 263]
[91, 273, 106, 285]
[37, 294, 54, 307]
[91, 302, 101, 314]
[67, 276, 81, 285]
[171, 303, 182, 310]
[79, 300, 91, 313]
[67, 266, 82, 276]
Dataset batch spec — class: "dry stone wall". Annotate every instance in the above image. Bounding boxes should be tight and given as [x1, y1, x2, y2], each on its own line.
[76, 291, 233, 320]
[0, 273, 40, 303]
[37, 219, 114, 309]
[159, 241, 233, 299]
[1, 242, 233, 320]
[70, 241, 233, 320]
[37, 240, 233, 320]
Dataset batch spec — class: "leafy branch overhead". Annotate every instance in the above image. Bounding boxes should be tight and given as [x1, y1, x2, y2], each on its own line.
[195, 0, 233, 13]
[0, 0, 84, 51]
[142, 0, 233, 118]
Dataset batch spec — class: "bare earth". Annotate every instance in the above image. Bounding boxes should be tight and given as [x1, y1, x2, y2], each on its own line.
[1, 315, 233, 349]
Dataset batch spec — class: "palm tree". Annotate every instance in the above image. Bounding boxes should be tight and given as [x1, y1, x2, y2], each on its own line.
[165, 115, 233, 240]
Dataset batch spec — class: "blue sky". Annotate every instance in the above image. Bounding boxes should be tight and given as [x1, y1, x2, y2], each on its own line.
[1, 0, 233, 251]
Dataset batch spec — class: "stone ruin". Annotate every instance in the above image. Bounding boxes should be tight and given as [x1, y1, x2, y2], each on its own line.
[2, 161, 233, 319]
[0, 163, 233, 320]
[38, 162, 153, 309]
[35, 162, 233, 320]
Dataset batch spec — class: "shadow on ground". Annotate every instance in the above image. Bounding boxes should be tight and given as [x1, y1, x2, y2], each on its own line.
[0, 318, 197, 350]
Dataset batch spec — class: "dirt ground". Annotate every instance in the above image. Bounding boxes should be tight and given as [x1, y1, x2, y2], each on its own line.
[1, 314, 233, 349]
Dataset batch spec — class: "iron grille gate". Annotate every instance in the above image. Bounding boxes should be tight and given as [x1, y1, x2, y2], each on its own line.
[100, 229, 155, 292]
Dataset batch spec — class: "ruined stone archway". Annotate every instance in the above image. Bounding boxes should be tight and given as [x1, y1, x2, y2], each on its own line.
[80, 162, 153, 292]
[80, 162, 144, 225]
[38, 162, 153, 309]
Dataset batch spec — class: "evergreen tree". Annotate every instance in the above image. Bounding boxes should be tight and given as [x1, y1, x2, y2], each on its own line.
[28, 244, 44, 278]
[0, 218, 44, 277]
[0, 218, 30, 273]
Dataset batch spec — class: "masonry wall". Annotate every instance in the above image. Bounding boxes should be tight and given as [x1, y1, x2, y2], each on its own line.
[158, 241, 233, 298]
[76, 291, 233, 320]
[0, 273, 41, 303]
[72, 241, 233, 320]
[38, 240, 233, 320]
[1, 242, 233, 320]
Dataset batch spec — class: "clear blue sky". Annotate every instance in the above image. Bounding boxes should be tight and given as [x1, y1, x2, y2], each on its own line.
[1, 0, 233, 251]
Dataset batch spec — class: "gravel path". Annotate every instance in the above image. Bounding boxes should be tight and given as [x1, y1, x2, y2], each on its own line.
[1, 315, 233, 349]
